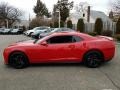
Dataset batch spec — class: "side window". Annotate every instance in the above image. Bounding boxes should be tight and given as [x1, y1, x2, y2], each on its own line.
[62, 28, 70, 31]
[72, 36, 83, 42]
[47, 36, 73, 44]
[36, 28, 40, 30]
[56, 29, 62, 32]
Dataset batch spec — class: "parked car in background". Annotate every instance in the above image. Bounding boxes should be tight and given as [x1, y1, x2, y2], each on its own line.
[1, 29, 12, 34]
[10, 29, 23, 35]
[3, 32, 115, 69]
[0, 28, 4, 34]
[24, 26, 50, 36]
[39, 28, 75, 38]
[31, 28, 54, 39]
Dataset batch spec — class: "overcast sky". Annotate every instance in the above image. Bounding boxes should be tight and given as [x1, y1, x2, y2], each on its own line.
[0, 0, 110, 20]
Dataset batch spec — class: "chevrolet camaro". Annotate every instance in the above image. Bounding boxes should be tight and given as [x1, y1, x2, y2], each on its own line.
[3, 32, 115, 69]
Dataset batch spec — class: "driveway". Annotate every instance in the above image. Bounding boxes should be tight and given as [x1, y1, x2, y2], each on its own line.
[0, 35, 120, 90]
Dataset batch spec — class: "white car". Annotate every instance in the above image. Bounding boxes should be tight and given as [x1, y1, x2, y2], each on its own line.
[24, 26, 50, 36]
[0, 28, 4, 34]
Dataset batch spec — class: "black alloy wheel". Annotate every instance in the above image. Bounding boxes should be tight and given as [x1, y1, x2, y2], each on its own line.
[9, 52, 29, 69]
[84, 51, 103, 68]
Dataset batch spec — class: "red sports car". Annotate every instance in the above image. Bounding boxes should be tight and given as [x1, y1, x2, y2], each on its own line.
[3, 32, 115, 69]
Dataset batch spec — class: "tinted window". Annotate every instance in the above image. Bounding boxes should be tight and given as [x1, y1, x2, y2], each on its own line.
[72, 36, 83, 42]
[51, 28, 63, 33]
[62, 28, 73, 31]
[47, 36, 73, 44]
[47, 35, 82, 44]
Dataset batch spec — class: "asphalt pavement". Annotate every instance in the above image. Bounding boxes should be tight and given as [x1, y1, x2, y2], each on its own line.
[0, 35, 120, 90]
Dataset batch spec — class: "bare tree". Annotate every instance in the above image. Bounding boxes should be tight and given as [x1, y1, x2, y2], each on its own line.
[30, 17, 51, 29]
[109, 0, 120, 21]
[0, 2, 23, 27]
[75, 2, 89, 16]
[54, 0, 74, 22]
[113, 0, 120, 14]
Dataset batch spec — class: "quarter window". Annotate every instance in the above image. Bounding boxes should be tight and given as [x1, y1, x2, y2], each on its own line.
[72, 36, 83, 42]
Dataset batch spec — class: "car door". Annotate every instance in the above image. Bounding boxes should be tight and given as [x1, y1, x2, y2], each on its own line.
[46, 35, 84, 62]
[69, 35, 85, 61]
[30, 35, 84, 63]
[45, 35, 74, 61]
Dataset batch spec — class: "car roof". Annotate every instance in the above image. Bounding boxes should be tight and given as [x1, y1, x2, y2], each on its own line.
[51, 31, 82, 36]
[50, 31, 95, 40]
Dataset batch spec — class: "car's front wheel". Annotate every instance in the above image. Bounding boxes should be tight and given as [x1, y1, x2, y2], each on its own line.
[84, 51, 103, 68]
[29, 32, 33, 36]
[9, 52, 29, 69]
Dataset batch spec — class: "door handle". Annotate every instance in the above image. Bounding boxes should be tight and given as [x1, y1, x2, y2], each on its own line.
[69, 45, 75, 49]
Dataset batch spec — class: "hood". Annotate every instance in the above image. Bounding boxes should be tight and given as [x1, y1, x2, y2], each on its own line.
[8, 40, 35, 47]
[3, 30, 9, 32]
[27, 29, 34, 32]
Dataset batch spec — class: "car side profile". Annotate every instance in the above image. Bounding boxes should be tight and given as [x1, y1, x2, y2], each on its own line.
[3, 32, 115, 69]
[0, 28, 4, 34]
[24, 26, 50, 36]
[1, 29, 12, 34]
[10, 29, 23, 34]
[39, 28, 75, 38]
[31, 28, 54, 39]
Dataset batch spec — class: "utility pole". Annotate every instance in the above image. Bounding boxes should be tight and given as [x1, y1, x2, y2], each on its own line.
[29, 13, 31, 29]
[58, 10, 61, 28]
[58, 0, 61, 28]
[57, 0, 73, 28]
[5, 7, 8, 28]
[6, 19, 8, 28]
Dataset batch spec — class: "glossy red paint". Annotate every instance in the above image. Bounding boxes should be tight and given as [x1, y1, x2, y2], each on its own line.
[3, 32, 115, 64]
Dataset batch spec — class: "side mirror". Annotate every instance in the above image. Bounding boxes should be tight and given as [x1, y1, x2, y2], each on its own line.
[40, 41, 48, 46]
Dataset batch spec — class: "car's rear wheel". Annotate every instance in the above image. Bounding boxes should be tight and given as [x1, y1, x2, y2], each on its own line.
[84, 51, 103, 68]
[9, 52, 29, 69]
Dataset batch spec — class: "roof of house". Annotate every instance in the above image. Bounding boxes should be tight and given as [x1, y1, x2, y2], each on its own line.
[13, 20, 29, 27]
[69, 10, 112, 23]
[90, 10, 112, 22]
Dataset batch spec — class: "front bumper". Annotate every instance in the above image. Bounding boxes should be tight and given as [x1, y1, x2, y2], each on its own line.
[3, 48, 10, 64]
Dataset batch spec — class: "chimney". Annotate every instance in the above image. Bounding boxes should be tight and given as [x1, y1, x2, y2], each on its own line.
[87, 6, 90, 22]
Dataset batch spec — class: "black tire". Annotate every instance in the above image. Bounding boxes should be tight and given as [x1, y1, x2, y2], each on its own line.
[29, 32, 33, 36]
[84, 51, 103, 68]
[9, 52, 29, 69]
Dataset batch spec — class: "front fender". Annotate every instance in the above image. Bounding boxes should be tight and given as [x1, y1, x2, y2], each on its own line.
[3, 46, 27, 64]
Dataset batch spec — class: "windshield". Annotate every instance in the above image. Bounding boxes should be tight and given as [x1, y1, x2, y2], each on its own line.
[34, 30, 45, 34]
[44, 28, 53, 33]
[34, 35, 50, 44]
[33, 27, 48, 31]
[12, 29, 19, 32]
[4, 29, 11, 32]
[51, 28, 60, 33]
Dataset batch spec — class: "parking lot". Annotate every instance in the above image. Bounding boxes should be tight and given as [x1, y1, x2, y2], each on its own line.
[0, 35, 120, 90]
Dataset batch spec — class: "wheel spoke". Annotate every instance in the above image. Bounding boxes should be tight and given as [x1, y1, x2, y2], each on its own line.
[86, 52, 102, 68]
[9, 53, 27, 69]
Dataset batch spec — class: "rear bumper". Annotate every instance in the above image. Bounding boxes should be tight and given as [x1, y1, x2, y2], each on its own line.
[103, 47, 115, 62]
[104, 55, 114, 62]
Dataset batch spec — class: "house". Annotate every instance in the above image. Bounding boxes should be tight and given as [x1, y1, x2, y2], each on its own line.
[68, 6, 115, 32]
[12, 20, 30, 29]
